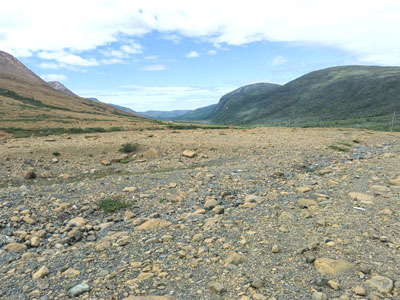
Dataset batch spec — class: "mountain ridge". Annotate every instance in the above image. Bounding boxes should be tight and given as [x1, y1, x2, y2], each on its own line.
[47, 81, 78, 97]
[183, 66, 399, 130]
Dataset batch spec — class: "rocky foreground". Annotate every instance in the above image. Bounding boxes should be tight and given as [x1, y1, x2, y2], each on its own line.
[0, 127, 399, 300]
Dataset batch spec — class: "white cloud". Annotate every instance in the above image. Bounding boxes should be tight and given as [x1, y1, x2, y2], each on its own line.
[1, 1, 400, 64]
[144, 55, 158, 60]
[140, 64, 166, 71]
[77, 85, 234, 111]
[186, 51, 200, 58]
[39, 62, 60, 69]
[120, 42, 142, 54]
[272, 56, 288, 66]
[41, 73, 67, 81]
[207, 49, 217, 55]
[38, 51, 99, 67]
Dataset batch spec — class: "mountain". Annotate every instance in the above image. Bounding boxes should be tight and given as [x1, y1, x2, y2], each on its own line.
[0, 51, 48, 85]
[107, 103, 136, 114]
[47, 81, 77, 97]
[85, 98, 136, 114]
[0, 50, 156, 134]
[138, 110, 190, 119]
[198, 66, 399, 130]
[173, 104, 217, 121]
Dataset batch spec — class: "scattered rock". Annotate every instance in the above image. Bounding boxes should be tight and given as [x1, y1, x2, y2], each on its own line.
[296, 186, 312, 193]
[271, 244, 280, 253]
[312, 292, 327, 300]
[142, 148, 159, 159]
[314, 258, 354, 276]
[101, 160, 111, 166]
[225, 252, 246, 266]
[182, 150, 196, 158]
[5, 243, 27, 252]
[388, 176, 400, 186]
[40, 171, 53, 178]
[68, 283, 90, 297]
[67, 217, 87, 227]
[123, 186, 137, 192]
[207, 281, 226, 294]
[298, 198, 317, 208]
[32, 266, 49, 279]
[348, 192, 373, 203]
[352, 286, 366, 296]
[134, 219, 171, 231]
[22, 170, 36, 179]
[366, 275, 393, 294]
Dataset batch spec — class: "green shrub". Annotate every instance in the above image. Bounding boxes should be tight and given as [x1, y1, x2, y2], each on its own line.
[329, 145, 350, 152]
[52, 151, 61, 156]
[119, 142, 139, 153]
[97, 197, 133, 213]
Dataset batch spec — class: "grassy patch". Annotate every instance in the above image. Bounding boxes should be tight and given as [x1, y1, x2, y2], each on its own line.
[97, 197, 133, 213]
[338, 142, 352, 147]
[0, 88, 73, 112]
[329, 145, 350, 152]
[119, 142, 139, 153]
[0, 126, 125, 138]
[52, 151, 61, 156]
[120, 157, 136, 163]
[167, 124, 230, 130]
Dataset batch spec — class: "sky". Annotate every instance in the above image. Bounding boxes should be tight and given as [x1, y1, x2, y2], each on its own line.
[1, 0, 400, 111]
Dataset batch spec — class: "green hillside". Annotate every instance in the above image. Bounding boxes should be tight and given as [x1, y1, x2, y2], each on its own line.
[174, 104, 217, 121]
[210, 66, 400, 130]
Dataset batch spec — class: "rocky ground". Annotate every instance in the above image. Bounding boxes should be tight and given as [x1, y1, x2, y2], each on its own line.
[0, 127, 399, 300]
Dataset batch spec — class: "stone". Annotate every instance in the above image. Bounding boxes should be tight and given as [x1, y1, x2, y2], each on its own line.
[62, 268, 80, 278]
[244, 194, 258, 202]
[123, 297, 173, 300]
[40, 171, 53, 178]
[328, 280, 340, 290]
[296, 186, 312, 193]
[298, 199, 317, 208]
[271, 245, 280, 253]
[366, 275, 393, 294]
[32, 266, 49, 279]
[207, 281, 226, 294]
[22, 170, 36, 179]
[22, 252, 39, 260]
[95, 241, 111, 252]
[251, 279, 264, 289]
[30, 236, 40, 247]
[348, 192, 373, 204]
[22, 215, 35, 224]
[101, 160, 111, 166]
[352, 286, 366, 296]
[212, 205, 224, 215]
[225, 252, 246, 266]
[204, 198, 218, 210]
[134, 219, 171, 231]
[68, 217, 87, 227]
[253, 294, 267, 300]
[123, 186, 137, 192]
[312, 292, 327, 300]
[68, 283, 90, 297]
[182, 150, 196, 158]
[388, 176, 400, 186]
[142, 148, 159, 159]
[5, 243, 27, 252]
[240, 202, 257, 208]
[192, 233, 204, 242]
[112, 153, 129, 163]
[314, 258, 353, 276]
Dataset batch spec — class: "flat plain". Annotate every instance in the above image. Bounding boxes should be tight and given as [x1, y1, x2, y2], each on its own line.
[0, 127, 399, 300]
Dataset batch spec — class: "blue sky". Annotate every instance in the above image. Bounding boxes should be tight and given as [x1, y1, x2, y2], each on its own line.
[1, 0, 400, 111]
